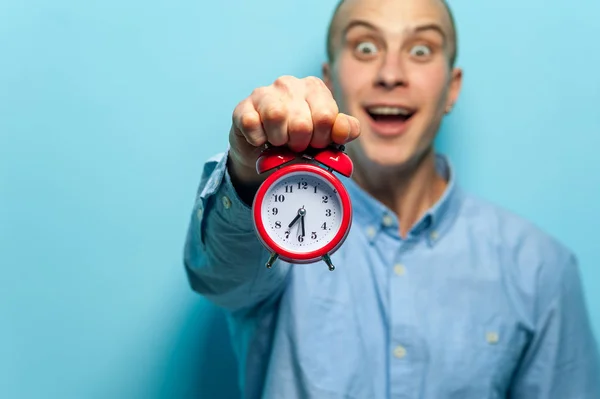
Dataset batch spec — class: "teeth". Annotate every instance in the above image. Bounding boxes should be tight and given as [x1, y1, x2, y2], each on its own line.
[367, 106, 412, 116]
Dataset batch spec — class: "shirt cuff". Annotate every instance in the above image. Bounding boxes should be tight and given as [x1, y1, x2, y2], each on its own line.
[196, 150, 256, 246]
[213, 159, 255, 231]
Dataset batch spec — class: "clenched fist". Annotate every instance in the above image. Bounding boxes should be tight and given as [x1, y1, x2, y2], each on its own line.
[228, 76, 360, 187]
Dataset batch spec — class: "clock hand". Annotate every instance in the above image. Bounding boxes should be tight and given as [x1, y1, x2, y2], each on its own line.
[288, 206, 307, 228]
[301, 214, 305, 237]
[288, 206, 306, 229]
[288, 213, 301, 228]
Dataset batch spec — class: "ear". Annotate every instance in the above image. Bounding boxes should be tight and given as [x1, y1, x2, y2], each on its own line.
[445, 67, 463, 113]
[321, 62, 334, 92]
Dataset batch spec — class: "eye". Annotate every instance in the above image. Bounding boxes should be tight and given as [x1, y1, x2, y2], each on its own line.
[409, 44, 432, 58]
[355, 41, 378, 56]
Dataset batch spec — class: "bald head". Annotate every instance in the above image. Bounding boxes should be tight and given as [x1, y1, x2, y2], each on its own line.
[326, 0, 458, 67]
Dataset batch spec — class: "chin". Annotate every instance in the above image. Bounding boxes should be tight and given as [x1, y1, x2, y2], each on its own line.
[347, 139, 418, 171]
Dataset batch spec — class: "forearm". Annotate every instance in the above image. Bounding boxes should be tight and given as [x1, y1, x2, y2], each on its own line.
[183, 151, 290, 312]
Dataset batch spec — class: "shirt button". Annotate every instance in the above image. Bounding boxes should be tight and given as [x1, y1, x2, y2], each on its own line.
[393, 345, 407, 358]
[430, 230, 439, 240]
[486, 332, 499, 344]
[394, 264, 406, 276]
[221, 196, 232, 209]
[196, 207, 203, 220]
[366, 226, 376, 239]
[382, 214, 394, 227]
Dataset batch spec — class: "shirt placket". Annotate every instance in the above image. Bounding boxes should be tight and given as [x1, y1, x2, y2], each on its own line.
[389, 239, 424, 398]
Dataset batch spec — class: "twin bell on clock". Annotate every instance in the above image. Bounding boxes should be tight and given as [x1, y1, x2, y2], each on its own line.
[251, 144, 354, 271]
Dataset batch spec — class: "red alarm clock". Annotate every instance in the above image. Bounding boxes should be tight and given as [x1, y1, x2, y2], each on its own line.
[252, 144, 353, 271]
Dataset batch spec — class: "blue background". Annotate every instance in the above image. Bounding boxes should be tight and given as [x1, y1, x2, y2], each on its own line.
[2, 0, 598, 397]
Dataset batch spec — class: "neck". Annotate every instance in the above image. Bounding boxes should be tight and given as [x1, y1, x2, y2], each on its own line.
[351, 148, 447, 238]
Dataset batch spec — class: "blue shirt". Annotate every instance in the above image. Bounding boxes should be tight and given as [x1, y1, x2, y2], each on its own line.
[184, 150, 600, 399]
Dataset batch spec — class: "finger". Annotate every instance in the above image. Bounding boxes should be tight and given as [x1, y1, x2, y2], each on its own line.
[305, 89, 338, 149]
[232, 99, 267, 147]
[331, 113, 353, 144]
[256, 95, 288, 147]
[286, 100, 313, 152]
[347, 115, 361, 142]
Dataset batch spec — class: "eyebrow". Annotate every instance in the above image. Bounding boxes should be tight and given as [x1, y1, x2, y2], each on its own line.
[342, 20, 447, 43]
[342, 20, 381, 37]
[411, 23, 447, 42]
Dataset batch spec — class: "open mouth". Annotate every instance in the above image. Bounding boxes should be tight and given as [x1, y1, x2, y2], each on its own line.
[365, 106, 415, 123]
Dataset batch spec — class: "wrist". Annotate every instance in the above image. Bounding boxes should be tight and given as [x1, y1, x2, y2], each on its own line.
[227, 148, 263, 184]
[227, 150, 265, 206]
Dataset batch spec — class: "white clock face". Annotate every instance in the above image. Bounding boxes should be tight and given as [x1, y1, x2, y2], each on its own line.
[260, 170, 344, 254]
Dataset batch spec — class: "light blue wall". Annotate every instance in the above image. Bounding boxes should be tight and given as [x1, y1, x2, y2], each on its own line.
[2, 0, 598, 397]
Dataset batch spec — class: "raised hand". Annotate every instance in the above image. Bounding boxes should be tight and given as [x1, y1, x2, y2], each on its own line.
[227, 76, 361, 186]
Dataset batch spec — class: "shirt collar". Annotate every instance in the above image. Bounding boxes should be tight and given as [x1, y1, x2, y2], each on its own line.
[340, 153, 463, 246]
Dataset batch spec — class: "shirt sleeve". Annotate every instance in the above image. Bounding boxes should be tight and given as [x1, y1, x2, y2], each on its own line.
[509, 251, 600, 398]
[183, 149, 291, 313]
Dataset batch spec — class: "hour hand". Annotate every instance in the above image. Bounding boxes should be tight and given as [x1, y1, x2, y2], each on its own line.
[288, 213, 301, 228]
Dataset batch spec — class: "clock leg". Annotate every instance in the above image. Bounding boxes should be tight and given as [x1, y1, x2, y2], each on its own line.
[323, 254, 335, 271]
[265, 252, 279, 269]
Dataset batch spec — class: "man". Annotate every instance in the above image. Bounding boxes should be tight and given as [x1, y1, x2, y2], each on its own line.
[184, 0, 600, 397]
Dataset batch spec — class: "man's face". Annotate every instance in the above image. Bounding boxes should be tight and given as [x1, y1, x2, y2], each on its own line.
[323, 0, 462, 169]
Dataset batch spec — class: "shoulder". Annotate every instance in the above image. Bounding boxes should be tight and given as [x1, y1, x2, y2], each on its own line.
[460, 191, 572, 257]
[456, 190, 578, 309]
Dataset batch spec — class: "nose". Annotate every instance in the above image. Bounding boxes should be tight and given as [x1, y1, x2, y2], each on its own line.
[375, 53, 406, 90]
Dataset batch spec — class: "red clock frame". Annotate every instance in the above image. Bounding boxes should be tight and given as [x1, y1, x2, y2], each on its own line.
[252, 163, 353, 264]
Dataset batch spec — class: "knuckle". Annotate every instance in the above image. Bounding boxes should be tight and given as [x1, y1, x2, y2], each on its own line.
[251, 86, 268, 98]
[274, 75, 295, 87]
[289, 117, 313, 133]
[263, 104, 287, 122]
[304, 76, 324, 87]
[240, 112, 260, 131]
[273, 75, 297, 94]
[232, 99, 246, 118]
[313, 109, 337, 126]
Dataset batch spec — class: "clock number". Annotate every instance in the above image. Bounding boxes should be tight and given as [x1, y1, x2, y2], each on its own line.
[285, 185, 293, 193]
[325, 209, 331, 217]
[298, 235, 304, 243]
[311, 232, 317, 239]
[314, 185, 318, 194]
[297, 181, 308, 190]
[321, 222, 327, 230]
[272, 207, 278, 215]
[285, 231, 290, 239]
[322, 196, 329, 203]
[274, 194, 285, 202]
[275, 221, 282, 229]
